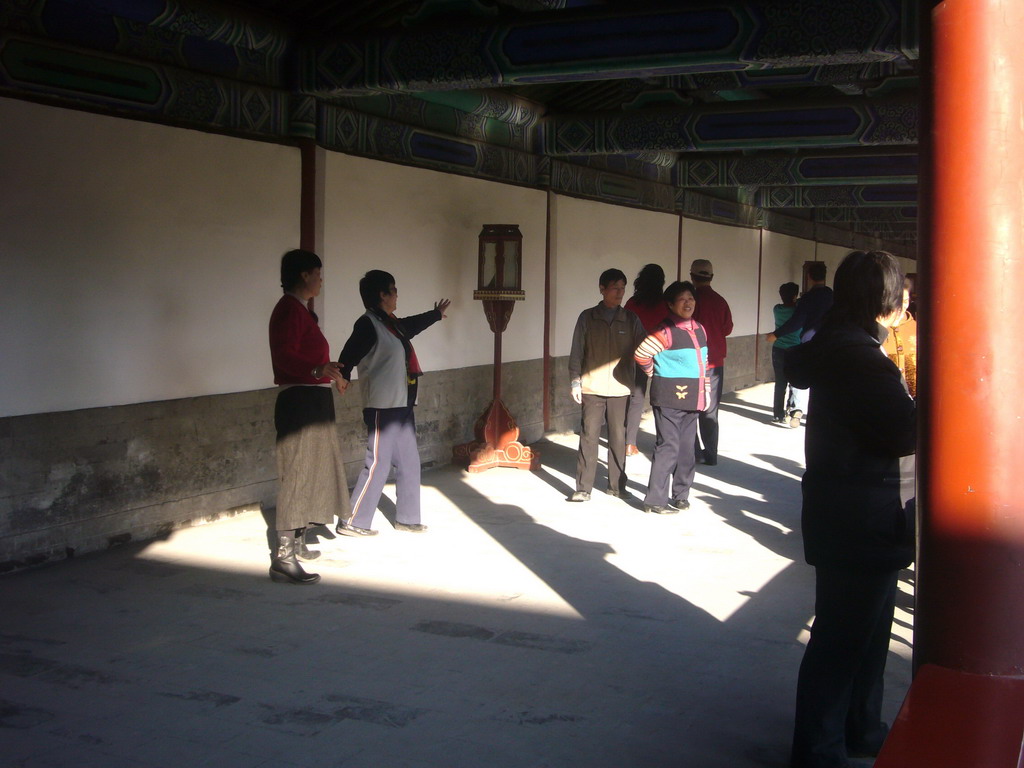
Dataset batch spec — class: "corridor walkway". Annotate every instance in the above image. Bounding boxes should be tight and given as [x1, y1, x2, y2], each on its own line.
[2, 384, 913, 768]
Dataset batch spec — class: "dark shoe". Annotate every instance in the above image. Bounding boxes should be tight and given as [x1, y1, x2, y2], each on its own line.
[644, 504, 678, 515]
[295, 528, 321, 561]
[848, 724, 889, 758]
[789, 409, 803, 428]
[394, 523, 427, 533]
[668, 498, 690, 511]
[335, 520, 378, 537]
[269, 531, 320, 585]
[569, 491, 591, 502]
[696, 450, 717, 466]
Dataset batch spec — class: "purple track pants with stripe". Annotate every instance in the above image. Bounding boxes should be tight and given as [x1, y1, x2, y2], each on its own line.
[349, 406, 422, 529]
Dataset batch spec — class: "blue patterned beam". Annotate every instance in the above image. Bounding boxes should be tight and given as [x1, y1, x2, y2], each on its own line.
[333, 93, 536, 153]
[545, 96, 917, 154]
[816, 206, 917, 223]
[318, 103, 686, 211]
[319, 102, 543, 187]
[677, 150, 918, 187]
[667, 62, 912, 93]
[754, 184, 918, 208]
[301, 0, 917, 96]
[0, 0, 289, 87]
[0, 33, 313, 138]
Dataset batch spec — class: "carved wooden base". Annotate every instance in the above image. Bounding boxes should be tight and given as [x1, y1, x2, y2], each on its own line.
[452, 398, 539, 473]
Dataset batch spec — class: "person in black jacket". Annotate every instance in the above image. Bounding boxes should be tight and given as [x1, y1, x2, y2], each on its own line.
[785, 250, 916, 768]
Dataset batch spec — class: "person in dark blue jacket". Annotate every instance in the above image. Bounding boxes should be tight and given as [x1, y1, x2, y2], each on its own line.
[768, 261, 834, 427]
[785, 251, 916, 768]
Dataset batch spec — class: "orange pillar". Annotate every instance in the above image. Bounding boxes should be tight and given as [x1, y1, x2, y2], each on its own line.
[876, 1, 1024, 764]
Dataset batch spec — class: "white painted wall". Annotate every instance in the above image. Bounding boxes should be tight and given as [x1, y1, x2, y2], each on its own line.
[680, 217, 763, 335]
[758, 231, 818, 332]
[550, 195, 679, 357]
[0, 98, 300, 417]
[322, 153, 548, 372]
[757, 240, 919, 333]
[0, 97, 919, 418]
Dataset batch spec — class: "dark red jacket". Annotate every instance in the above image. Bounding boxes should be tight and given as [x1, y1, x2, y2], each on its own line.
[692, 285, 733, 368]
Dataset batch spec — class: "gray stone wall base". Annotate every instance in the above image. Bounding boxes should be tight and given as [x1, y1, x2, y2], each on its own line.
[1, 360, 545, 572]
[1, 343, 762, 572]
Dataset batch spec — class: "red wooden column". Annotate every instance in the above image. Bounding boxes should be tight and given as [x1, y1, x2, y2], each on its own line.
[299, 138, 317, 254]
[299, 138, 319, 314]
[876, 1, 1024, 765]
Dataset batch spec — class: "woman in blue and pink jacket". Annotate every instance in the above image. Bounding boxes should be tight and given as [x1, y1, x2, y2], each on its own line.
[633, 280, 709, 515]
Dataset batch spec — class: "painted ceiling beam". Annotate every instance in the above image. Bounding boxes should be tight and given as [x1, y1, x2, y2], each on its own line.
[544, 96, 918, 155]
[668, 62, 914, 94]
[0, 0, 290, 87]
[300, 0, 917, 96]
[753, 184, 918, 208]
[676, 149, 918, 187]
[815, 207, 918, 223]
[0, 33, 315, 138]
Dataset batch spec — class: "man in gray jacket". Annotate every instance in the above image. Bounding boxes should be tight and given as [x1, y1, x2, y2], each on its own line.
[568, 268, 645, 502]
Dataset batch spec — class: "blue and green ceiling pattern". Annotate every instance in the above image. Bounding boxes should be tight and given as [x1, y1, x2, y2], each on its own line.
[0, 0, 920, 256]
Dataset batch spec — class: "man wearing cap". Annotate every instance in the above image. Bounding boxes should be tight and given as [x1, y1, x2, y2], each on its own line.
[690, 259, 733, 466]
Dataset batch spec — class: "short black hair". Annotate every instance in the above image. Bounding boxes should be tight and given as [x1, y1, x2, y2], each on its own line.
[828, 250, 904, 332]
[359, 269, 395, 309]
[664, 280, 696, 304]
[280, 249, 321, 292]
[779, 282, 800, 302]
[807, 262, 827, 282]
[599, 268, 627, 288]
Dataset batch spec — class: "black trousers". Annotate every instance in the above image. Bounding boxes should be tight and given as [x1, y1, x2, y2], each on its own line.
[791, 566, 899, 768]
[576, 394, 628, 493]
[772, 346, 796, 420]
[644, 406, 699, 506]
[695, 365, 723, 464]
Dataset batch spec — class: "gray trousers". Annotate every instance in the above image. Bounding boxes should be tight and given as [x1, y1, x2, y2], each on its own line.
[350, 406, 422, 528]
[576, 394, 628, 494]
[625, 369, 649, 446]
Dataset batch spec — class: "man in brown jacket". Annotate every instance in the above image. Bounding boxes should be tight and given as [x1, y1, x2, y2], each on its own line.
[568, 268, 645, 501]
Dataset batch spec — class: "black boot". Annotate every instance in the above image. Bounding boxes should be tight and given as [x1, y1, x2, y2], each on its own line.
[269, 530, 320, 584]
[295, 527, 321, 561]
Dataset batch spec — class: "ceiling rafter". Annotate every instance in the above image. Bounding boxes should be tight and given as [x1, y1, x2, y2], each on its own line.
[300, 0, 918, 96]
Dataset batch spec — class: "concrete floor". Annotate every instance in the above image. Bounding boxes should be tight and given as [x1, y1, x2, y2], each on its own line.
[1, 383, 914, 768]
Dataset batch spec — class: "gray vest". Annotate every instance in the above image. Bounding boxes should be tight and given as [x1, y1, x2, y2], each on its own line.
[357, 311, 411, 409]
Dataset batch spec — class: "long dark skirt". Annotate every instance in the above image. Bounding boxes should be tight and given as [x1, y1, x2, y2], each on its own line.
[274, 386, 351, 531]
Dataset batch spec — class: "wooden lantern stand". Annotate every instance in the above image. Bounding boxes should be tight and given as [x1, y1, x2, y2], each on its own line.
[453, 226, 540, 473]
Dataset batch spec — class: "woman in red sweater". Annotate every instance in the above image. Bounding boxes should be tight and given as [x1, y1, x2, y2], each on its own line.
[267, 249, 350, 584]
[624, 263, 669, 456]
